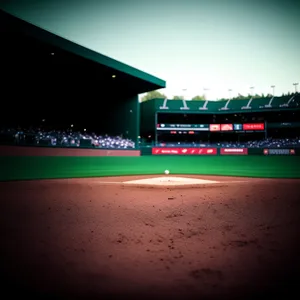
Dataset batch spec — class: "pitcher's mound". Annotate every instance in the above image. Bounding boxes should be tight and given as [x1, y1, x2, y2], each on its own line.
[122, 176, 220, 188]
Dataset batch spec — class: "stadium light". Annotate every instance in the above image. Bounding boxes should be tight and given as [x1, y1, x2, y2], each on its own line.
[250, 86, 254, 96]
[112, 75, 116, 78]
[71, 124, 73, 128]
[271, 85, 275, 96]
[293, 83, 299, 93]
[182, 88, 187, 100]
[228, 89, 232, 100]
[203, 88, 209, 100]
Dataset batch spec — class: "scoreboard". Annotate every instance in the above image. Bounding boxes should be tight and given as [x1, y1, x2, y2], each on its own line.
[156, 123, 265, 134]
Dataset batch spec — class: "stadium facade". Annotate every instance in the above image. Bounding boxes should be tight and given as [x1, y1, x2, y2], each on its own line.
[140, 95, 300, 151]
[0, 9, 166, 146]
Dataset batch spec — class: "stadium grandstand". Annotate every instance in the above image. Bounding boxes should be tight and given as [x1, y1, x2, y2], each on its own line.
[140, 93, 300, 150]
[151, 93, 299, 112]
[0, 8, 299, 152]
[0, 9, 165, 150]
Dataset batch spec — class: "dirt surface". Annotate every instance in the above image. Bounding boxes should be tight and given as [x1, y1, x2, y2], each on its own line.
[0, 175, 300, 300]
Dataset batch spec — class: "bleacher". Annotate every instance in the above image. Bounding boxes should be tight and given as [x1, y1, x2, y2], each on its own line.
[251, 98, 270, 109]
[281, 94, 300, 108]
[272, 96, 290, 107]
[228, 99, 248, 110]
[153, 93, 300, 113]
[0, 127, 136, 149]
[206, 100, 226, 111]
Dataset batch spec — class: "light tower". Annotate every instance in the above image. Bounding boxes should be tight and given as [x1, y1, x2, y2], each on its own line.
[271, 85, 275, 96]
[203, 88, 209, 100]
[182, 88, 187, 100]
[293, 83, 299, 93]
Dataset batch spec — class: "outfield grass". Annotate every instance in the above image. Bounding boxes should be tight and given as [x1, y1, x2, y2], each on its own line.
[0, 156, 300, 181]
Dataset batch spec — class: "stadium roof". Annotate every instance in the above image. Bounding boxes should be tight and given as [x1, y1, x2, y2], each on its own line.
[0, 9, 166, 95]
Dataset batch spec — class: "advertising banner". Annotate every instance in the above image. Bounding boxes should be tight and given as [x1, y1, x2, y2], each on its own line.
[220, 148, 248, 155]
[233, 124, 243, 130]
[209, 124, 221, 131]
[221, 124, 233, 131]
[152, 148, 217, 155]
[263, 149, 295, 155]
[243, 123, 265, 130]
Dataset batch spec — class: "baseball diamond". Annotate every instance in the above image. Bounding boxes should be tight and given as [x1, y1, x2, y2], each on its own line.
[1, 7, 300, 300]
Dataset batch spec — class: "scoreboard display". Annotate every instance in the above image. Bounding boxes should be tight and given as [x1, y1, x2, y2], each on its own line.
[233, 124, 243, 130]
[156, 123, 265, 133]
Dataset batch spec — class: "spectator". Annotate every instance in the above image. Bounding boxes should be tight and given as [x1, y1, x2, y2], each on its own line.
[0, 127, 136, 149]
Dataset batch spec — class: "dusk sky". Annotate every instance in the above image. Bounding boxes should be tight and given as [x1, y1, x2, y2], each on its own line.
[1, 0, 299, 100]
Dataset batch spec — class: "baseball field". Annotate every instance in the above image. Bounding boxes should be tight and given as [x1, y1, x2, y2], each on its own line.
[1, 148, 300, 299]
[1, 155, 300, 181]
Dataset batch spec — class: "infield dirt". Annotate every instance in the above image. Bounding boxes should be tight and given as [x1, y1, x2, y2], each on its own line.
[0, 175, 299, 300]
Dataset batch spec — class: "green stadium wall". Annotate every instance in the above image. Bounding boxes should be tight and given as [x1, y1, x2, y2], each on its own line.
[141, 146, 300, 156]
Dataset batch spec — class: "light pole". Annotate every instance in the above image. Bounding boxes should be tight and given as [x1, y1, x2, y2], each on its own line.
[228, 89, 232, 100]
[203, 88, 209, 100]
[293, 83, 299, 93]
[250, 86, 254, 97]
[271, 85, 275, 96]
[182, 88, 187, 100]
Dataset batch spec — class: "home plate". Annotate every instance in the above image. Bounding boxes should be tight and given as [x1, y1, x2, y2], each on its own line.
[122, 176, 221, 188]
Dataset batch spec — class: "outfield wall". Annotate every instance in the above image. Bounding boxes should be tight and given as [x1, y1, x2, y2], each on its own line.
[0, 146, 140, 157]
[2, 145, 297, 157]
[140, 147, 299, 156]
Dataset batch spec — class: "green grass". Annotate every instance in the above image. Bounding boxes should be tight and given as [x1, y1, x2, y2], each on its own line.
[0, 156, 300, 181]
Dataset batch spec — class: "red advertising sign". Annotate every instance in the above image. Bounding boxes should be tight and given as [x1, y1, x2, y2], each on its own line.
[220, 148, 248, 155]
[152, 148, 217, 155]
[221, 124, 233, 131]
[209, 124, 221, 131]
[243, 123, 265, 130]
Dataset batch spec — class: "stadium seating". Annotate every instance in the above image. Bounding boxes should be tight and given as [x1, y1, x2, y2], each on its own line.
[205, 100, 225, 111]
[0, 128, 136, 149]
[227, 99, 248, 110]
[271, 96, 290, 107]
[250, 98, 270, 109]
[154, 93, 300, 112]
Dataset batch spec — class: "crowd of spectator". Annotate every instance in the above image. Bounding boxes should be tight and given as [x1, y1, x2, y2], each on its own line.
[158, 138, 300, 148]
[0, 127, 136, 149]
[1, 127, 299, 149]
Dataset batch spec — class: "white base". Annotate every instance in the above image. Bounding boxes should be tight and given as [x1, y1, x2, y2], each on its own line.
[123, 176, 219, 186]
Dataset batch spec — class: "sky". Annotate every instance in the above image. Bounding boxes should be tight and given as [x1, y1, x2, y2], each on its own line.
[1, 0, 300, 100]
